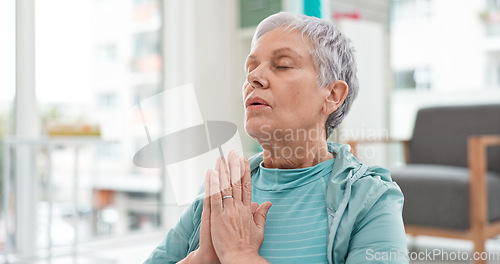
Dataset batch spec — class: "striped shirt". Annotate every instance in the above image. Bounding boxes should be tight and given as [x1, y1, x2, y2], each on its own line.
[252, 158, 334, 264]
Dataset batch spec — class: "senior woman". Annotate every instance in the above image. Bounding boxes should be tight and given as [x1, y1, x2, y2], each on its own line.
[145, 12, 407, 264]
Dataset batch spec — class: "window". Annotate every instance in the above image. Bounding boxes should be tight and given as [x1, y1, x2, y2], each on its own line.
[0, 0, 15, 137]
[389, 0, 497, 140]
[484, 0, 500, 35]
[487, 0, 500, 9]
[486, 52, 500, 89]
[394, 67, 432, 90]
[133, 31, 161, 58]
[1, 0, 166, 259]
[394, 69, 416, 90]
[96, 44, 117, 63]
[131, 31, 162, 72]
[0, 0, 15, 251]
[391, 0, 431, 23]
[98, 93, 118, 109]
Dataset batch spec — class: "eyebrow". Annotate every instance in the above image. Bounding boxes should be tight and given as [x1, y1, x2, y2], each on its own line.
[272, 47, 302, 58]
[246, 47, 303, 62]
[245, 47, 303, 70]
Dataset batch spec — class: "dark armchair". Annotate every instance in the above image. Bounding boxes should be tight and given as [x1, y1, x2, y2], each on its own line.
[347, 104, 500, 264]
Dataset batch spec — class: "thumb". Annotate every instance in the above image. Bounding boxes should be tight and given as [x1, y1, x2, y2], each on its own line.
[251, 202, 259, 214]
[253, 202, 272, 229]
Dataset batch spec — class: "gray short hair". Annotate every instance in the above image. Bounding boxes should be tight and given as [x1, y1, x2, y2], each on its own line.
[252, 12, 359, 139]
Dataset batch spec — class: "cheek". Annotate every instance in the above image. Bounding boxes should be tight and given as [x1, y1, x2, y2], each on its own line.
[280, 87, 322, 119]
[242, 81, 251, 98]
[281, 84, 314, 108]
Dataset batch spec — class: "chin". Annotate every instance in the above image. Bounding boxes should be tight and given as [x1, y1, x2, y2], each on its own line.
[244, 119, 272, 141]
[244, 122, 259, 139]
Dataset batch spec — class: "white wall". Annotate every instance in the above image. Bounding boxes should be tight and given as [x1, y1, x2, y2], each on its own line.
[161, 0, 240, 227]
[163, 0, 237, 122]
[338, 20, 390, 166]
[391, 0, 485, 92]
[389, 0, 500, 139]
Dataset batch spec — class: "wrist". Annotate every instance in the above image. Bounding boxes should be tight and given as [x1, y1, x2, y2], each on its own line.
[245, 254, 269, 264]
[188, 250, 221, 264]
[178, 250, 205, 264]
[177, 251, 197, 264]
[221, 251, 268, 264]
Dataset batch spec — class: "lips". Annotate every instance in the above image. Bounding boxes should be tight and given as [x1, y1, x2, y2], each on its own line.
[245, 97, 270, 109]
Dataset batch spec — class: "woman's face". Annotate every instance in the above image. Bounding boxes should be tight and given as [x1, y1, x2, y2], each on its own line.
[243, 27, 329, 142]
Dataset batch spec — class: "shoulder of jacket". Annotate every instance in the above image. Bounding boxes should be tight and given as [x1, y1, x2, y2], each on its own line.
[350, 165, 404, 216]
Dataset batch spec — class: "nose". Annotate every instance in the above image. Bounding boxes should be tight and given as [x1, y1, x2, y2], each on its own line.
[246, 65, 269, 89]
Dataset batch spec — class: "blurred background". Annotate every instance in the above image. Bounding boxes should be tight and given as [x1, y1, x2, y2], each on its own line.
[1, 0, 500, 263]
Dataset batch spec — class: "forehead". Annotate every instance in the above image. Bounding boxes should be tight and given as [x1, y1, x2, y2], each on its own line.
[249, 27, 313, 58]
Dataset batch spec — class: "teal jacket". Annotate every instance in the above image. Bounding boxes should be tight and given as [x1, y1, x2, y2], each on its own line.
[144, 143, 409, 264]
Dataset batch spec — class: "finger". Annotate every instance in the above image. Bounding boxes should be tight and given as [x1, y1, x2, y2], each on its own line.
[214, 156, 220, 173]
[201, 170, 211, 225]
[228, 151, 242, 203]
[210, 170, 222, 214]
[204, 169, 212, 208]
[253, 202, 272, 229]
[219, 155, 231, 191]
[242, 158, 252, 206]
[218, 157, 233, 208]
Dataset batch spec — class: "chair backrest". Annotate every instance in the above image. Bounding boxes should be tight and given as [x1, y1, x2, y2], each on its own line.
[409, 104, 500, 173]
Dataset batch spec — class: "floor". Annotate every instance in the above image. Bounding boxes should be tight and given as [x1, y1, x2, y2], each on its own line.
[1, 231, 163, 264]
[407, 236, 500, 264]
[3, 234, 500, 263]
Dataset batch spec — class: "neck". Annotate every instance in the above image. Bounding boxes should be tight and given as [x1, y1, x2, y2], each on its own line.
[257, 128, 334, 169]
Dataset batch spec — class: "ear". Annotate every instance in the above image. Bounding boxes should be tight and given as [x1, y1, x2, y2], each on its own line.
[323, 80, 349, 116]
